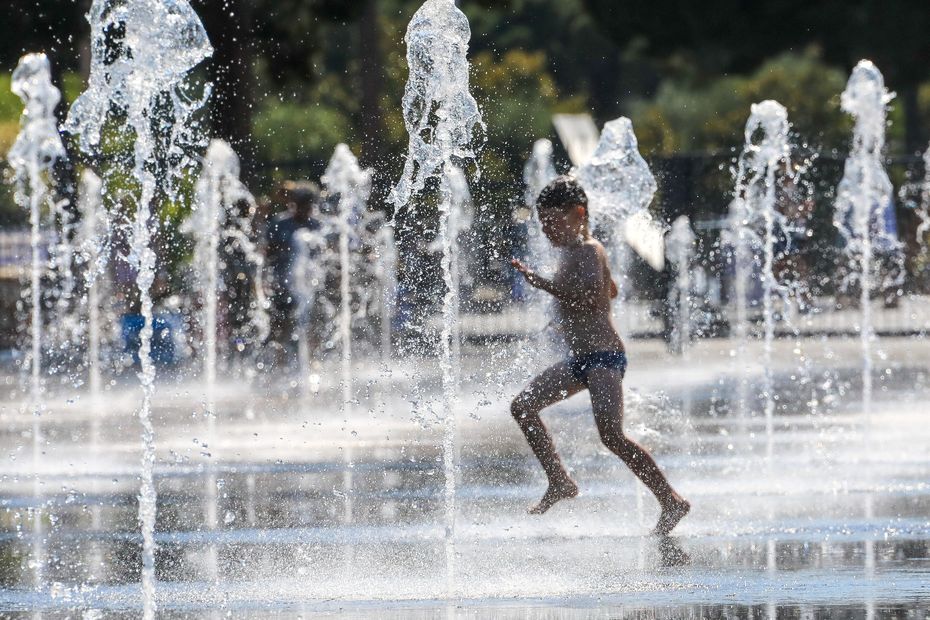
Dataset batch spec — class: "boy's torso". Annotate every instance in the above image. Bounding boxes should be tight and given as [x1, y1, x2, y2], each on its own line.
[553, 239, 624, 355]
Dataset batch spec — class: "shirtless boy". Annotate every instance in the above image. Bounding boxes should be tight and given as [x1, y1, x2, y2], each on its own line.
[511, 175, 690, 535]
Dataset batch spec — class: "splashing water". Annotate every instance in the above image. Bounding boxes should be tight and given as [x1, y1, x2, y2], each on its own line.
[74, 169, 109, 554]
[291, 227, 329, 394]
[63, 1, 212, 614]
[915, 144, 930, 260]
[390, 0, 485, 595]
[374, 218, 397, 363]
[322, 144, 373, 417]
[322, 144, 372, 563]
[444, 164, 473, 389]
[666, 215, 695, 356]
[577, 118, 656, 227]
[389, 0, 484, 209]
[75, 170, 107, 437]
[516, 139, 559, 372]
[725, 198, 753, 344]
[8, 51, 68, 593]
[576, 118, 656, 302]
[188, 139, 269, 402]
[47, 195, 80, 359]
[732, 100, 794, 460]
[186, 139, 266, 581]
[524, 139, 558, 207]
[724, 197, 755, 425]
[834, 61, 898, 436]
[523, 139, 559, 279]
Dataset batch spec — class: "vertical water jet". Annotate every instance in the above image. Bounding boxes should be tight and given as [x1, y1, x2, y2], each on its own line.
[576, 117, 656, 321]
[732, 100, 793, 460]
[63, 1, 213, 614]
[322, 144, 373, 417]
[187, 138, 265, 582]
[523, 139, 558, 279]
[390, 0, 485, 595]
[8, 51, 68, 595]
[666, 215, 695, 356]
[834, 61, 898, 437]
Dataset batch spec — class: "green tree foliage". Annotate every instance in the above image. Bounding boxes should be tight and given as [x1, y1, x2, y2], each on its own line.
[0, 74, 21, 155]
[252, 99, 352, 170]
[584, 0, 930, 150]
[472, 50, 585, 183]
[631, 52, 851, 155]
[464, 0, 629, 117]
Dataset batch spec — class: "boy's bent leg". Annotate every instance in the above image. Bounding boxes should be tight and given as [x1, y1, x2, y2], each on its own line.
[511, 362, 585, 514]
[586, 368, 690, 534]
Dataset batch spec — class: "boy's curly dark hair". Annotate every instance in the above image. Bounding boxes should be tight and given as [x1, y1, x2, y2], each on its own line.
[536, 175, 588, 213]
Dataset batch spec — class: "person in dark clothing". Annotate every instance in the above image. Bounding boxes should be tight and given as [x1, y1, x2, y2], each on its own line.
[265, 181, 323, 356]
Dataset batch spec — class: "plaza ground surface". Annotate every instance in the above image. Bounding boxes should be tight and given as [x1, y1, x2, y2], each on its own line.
[0, 334, 928, 617]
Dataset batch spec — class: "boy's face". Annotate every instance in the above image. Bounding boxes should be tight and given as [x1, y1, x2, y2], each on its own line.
[539, 205, 585, 246]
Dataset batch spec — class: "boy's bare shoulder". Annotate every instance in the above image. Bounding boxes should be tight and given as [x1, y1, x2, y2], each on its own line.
[564, 239, 600, 261]
[583, 238, 609, 263]
[586, 237, 607, 254]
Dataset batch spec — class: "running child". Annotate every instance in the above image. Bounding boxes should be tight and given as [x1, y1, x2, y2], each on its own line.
[510, 175, 690, 535]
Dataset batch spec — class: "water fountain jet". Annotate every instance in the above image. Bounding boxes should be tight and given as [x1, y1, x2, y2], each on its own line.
[74, 169, 109, 463]
[444, 164, 473, 388]
[834, 61, 898, 437]
[63, 1, 213, 614]
[186, 138, 267, 582]
[375, 220, 397, 363]
[322, 144, 373, 417]
[577, 118, 657, 315]
[291, 227, 329, 398]
[519, 139, 559, 354]
[390, 0, 485, 595]
[523, 139, 559, 280]
[666, 215, 696, 356]
[8, 51, 68, 594]
[732, 100, 793, 460]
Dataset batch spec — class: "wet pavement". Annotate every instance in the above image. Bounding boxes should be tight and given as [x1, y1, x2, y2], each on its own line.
[0, 337, 928, 617]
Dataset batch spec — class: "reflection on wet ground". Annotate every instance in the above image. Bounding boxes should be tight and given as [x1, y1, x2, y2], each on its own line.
[0, 338, 928, 615]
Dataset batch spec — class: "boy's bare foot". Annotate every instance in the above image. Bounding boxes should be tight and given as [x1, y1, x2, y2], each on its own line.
[652, 497, 690, 535]
[529, 478, 579, 514]
[657, 535, 691, 567]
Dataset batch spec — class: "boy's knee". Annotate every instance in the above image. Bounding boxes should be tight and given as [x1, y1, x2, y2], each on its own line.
[600, 429, 632, 455]
[598, 430, 617, 450]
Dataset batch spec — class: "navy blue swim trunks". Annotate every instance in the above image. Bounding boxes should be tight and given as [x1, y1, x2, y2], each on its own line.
[568, 351, 628, 385]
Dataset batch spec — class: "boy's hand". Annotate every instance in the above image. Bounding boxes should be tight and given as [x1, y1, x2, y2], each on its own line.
[512, 258, 542, 288]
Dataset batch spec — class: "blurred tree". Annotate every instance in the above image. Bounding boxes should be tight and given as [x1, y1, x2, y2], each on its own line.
[1, 0, 85, 72]
[802, 0, 930, 153]
[0, 75, 21, 155]
[356, 0, 388, 171]
[583, 0, 930, 152]
[631, 52, 849, 155]
[197, 0, 366, 176]
[464, 0, 638, 119]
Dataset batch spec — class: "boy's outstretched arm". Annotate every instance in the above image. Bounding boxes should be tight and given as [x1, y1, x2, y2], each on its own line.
[512, 246, 603, 304]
